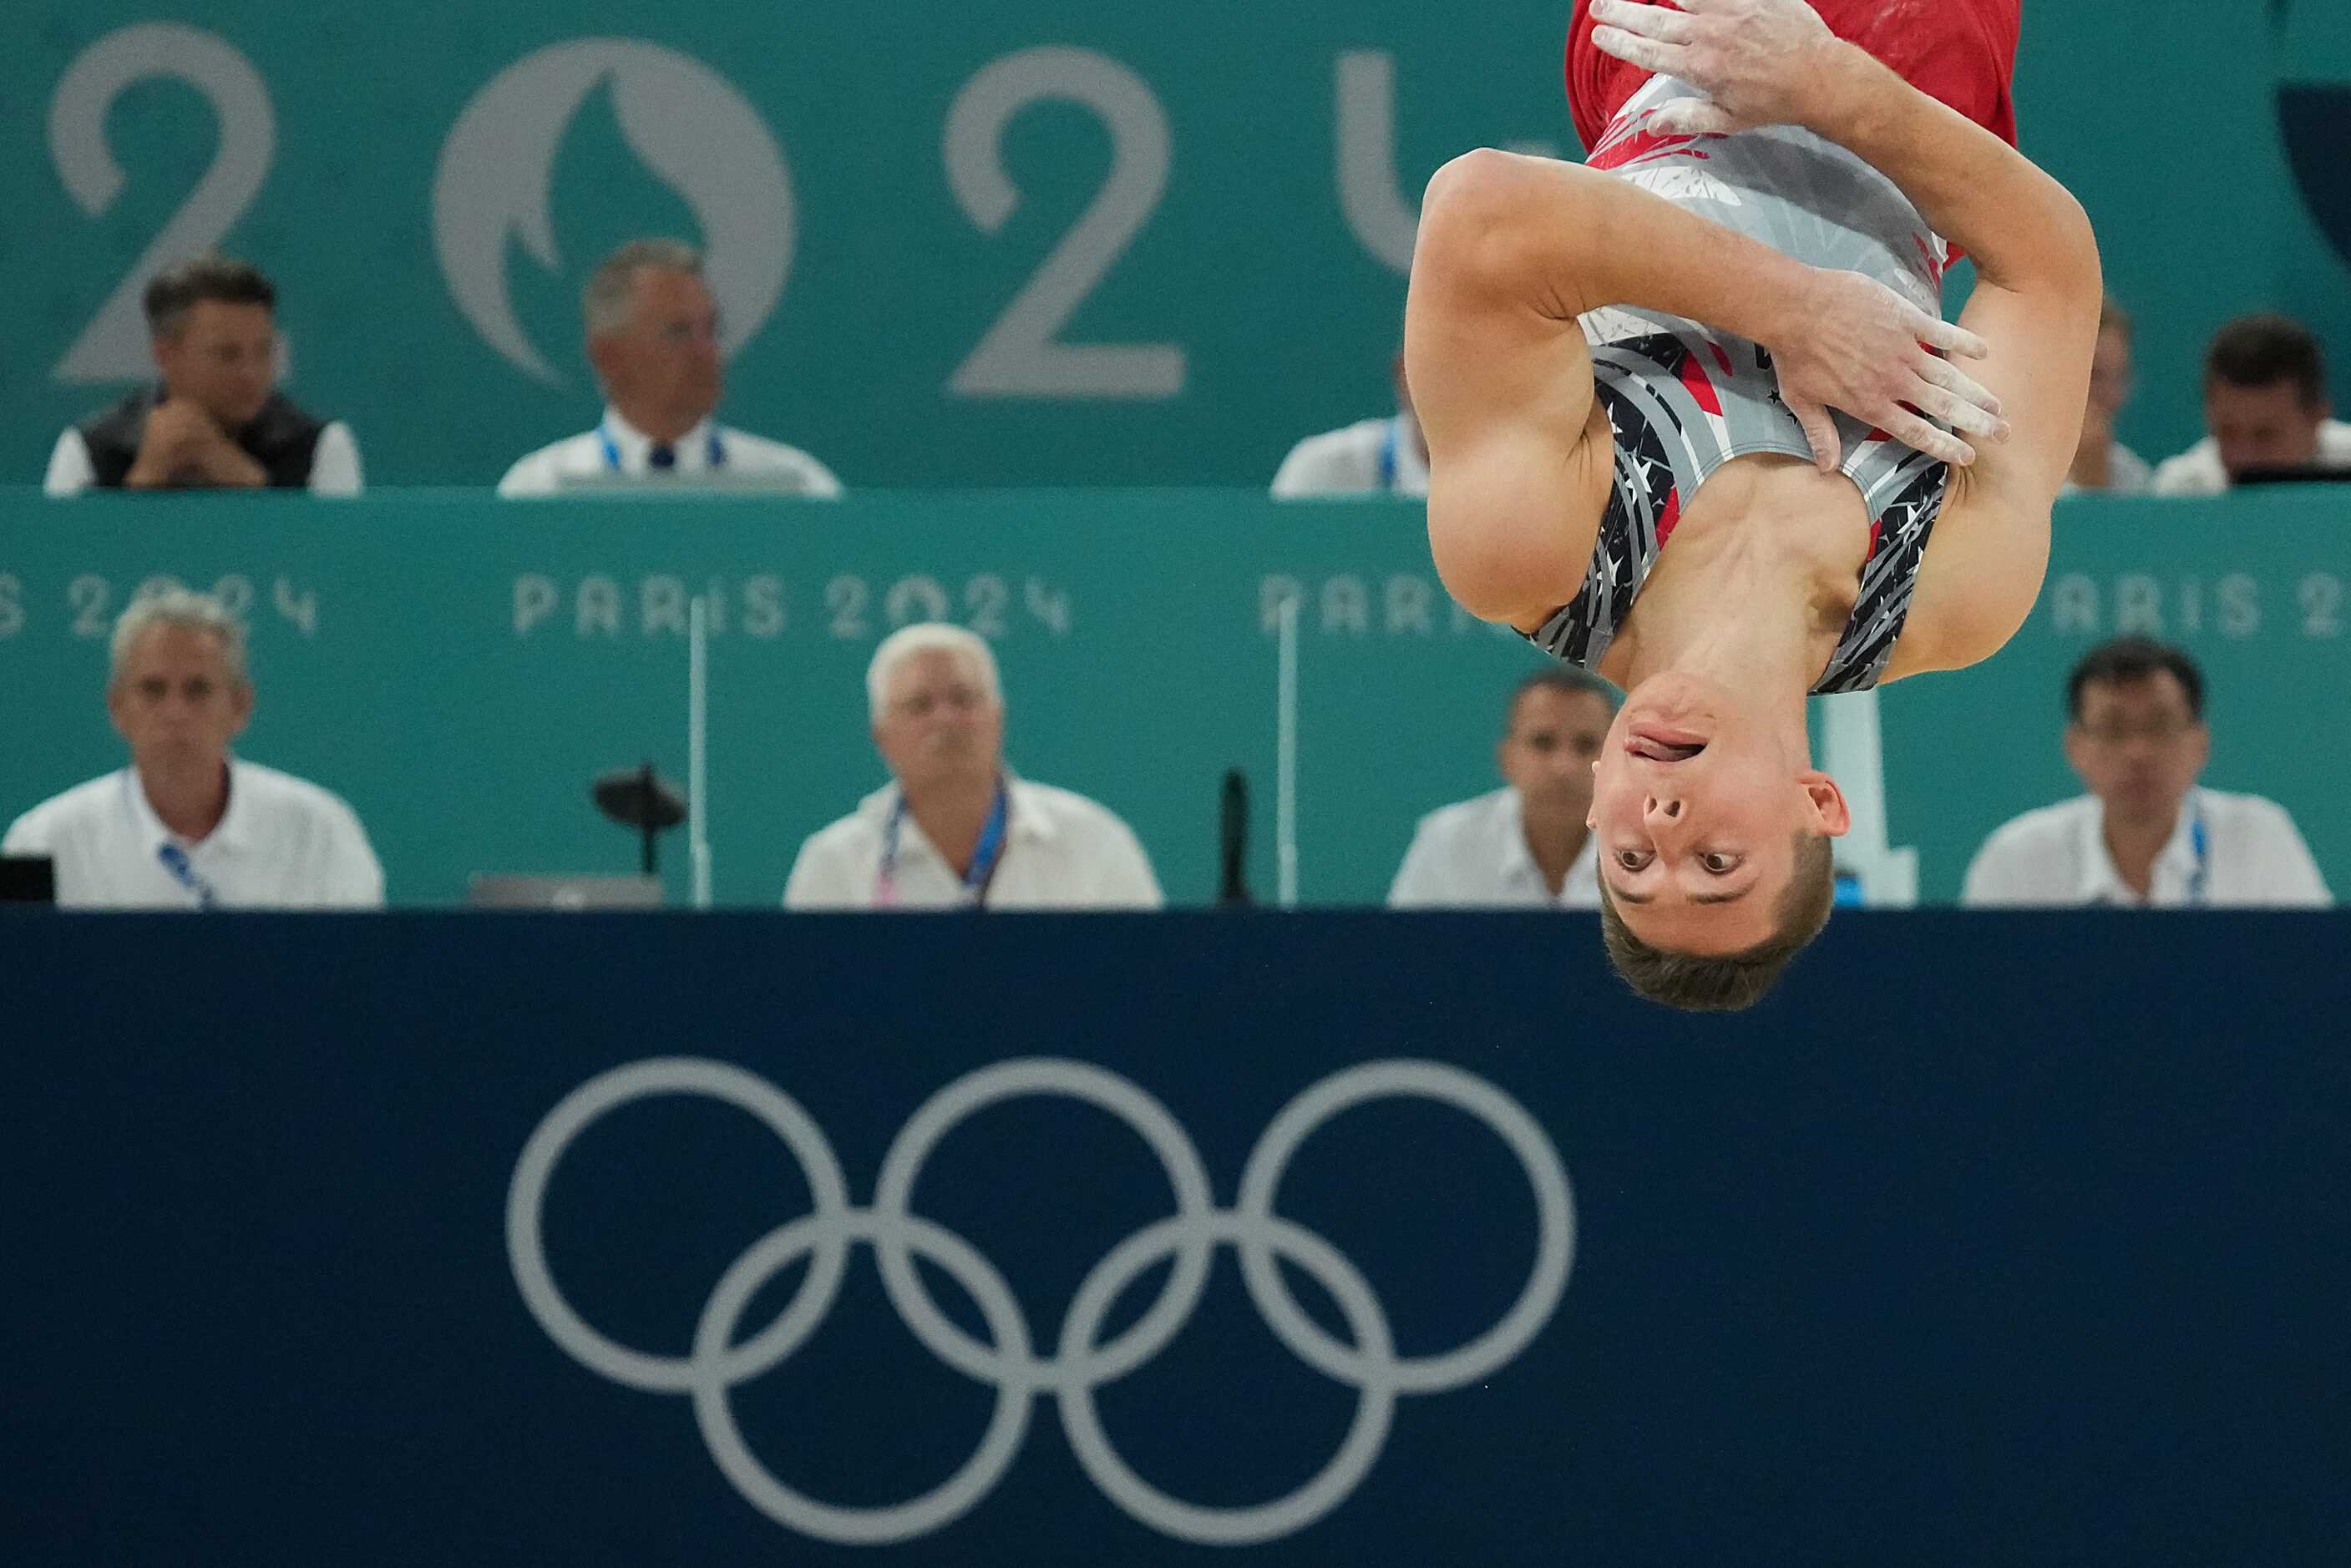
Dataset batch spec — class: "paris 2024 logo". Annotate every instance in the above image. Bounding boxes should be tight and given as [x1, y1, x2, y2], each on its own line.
[432, 39, 794, 386]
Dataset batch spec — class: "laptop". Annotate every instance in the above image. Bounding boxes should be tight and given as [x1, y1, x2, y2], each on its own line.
[550, 471, 835, 497]
[0, 856, 58, 904]
[2232, 463, 2351, 488]
[467, 875, 664, 911]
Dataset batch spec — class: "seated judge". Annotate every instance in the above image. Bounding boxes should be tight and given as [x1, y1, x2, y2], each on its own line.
[1389, 667, 1619, 908]
[784, 624, 1161, 910]
[3, 589, 383, 908]
[45, 254, 362, 496]
[2150, 314, 2351, 495]
[1963, 637, 2328, 908]
[497, 239, 841, 497]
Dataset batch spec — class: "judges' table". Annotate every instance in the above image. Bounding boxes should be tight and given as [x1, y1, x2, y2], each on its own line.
[0, 487, 2346, 904]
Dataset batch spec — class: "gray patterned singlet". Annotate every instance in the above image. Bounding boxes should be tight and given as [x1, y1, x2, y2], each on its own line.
[1528, 76, 1956, 695]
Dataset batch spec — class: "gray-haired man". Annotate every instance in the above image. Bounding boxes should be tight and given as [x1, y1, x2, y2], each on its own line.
[497, 239, 841, 497]
[784, 624, 1160, 910]
[2, 590, 382, 908]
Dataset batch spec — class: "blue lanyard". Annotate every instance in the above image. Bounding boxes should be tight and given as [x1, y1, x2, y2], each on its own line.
[157, 843, 218, 908]
[876, 781, 1011, 908]
[127, 771, 220, 908]
[2186, 809, 2210, 906]
[2096, 800, 2212, 908]
[1377, 419, 1401, 492]
[599, 423, 726, 473]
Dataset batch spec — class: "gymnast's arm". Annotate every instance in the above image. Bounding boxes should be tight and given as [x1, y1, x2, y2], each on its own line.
[1586, 0, 2102, 670]
[1406, 152, 1985, 624]
[1806, 43, 2102, 673]
[1408, 151, 1808, 623]
[1815, 48, 2096, 676]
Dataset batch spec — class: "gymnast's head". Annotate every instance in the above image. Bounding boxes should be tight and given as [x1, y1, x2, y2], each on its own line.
[1585, 671, 1846, 1011]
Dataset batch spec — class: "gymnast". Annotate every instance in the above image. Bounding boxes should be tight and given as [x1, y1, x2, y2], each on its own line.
[1405, 0, 2099, 1009]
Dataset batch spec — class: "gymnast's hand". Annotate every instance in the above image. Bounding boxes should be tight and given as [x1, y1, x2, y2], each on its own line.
[1766, 267, 2006, 471]
[1587, 0, 1837, 136]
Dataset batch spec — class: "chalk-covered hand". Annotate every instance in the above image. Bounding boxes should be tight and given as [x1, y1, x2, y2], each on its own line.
[1766, 266, 2007, 471]
[1587, 0, 1840, 137]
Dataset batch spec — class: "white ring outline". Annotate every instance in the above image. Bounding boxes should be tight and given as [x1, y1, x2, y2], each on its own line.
[692, 1211, 1036, 1545]
[1235, 1060, 1576, 1395]
[506, 1055, 1575, 1545]
[871, 1059, 1217, 1391]
[1056, 1212, 1397, 1546]
[507, 1057, 852, 1393]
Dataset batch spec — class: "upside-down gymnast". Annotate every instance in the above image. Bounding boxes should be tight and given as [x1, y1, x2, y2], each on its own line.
[1405, 0, 2098, 1009]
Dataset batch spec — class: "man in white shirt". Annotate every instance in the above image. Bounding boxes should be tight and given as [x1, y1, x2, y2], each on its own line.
[1390, 667, 1619, 908]
[1271, 352, 1431, 498]
[2061, 296, 2152, 496]
[3, 590, 383, 908]
[2151, 314, 2351, 496]
[1963, 638, 2328, 908]
[45, 254, 362, 497]
[498, 239, 840, 498]
[784, 624, 1161, 910]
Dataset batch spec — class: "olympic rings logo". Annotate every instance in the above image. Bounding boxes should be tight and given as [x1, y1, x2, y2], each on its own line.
[507, 1056, 1575, 1546]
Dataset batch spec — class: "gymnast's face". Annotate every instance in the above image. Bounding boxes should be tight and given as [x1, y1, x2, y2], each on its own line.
[1586, 674, 1848, 955]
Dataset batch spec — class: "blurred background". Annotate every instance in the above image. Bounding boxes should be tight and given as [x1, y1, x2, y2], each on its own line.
[4, 0, 2348, 908]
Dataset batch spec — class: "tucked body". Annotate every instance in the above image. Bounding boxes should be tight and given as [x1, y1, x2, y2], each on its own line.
[1406, 0, 2100, 1006]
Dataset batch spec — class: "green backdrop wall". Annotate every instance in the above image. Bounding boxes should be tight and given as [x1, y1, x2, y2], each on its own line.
[3, 3, 2349, 489]
[3, 488, 2343, 908]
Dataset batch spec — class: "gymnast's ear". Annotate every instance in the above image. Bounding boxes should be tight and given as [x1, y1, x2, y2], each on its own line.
[1797, 770, 1852, 838]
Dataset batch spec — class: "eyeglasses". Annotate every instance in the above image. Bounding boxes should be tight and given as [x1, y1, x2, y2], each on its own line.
[891, 687, 989, 721]
[2075, 716, 2198, 746]
[651, 317, 723, 349]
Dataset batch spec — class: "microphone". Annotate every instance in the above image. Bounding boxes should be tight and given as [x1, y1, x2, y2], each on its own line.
[1219, 769, 1252, 908]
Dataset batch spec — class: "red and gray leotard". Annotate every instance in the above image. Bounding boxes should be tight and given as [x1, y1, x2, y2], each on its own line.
[1535, 2, 2024, 693]
[1527, 74, 1963, 695]
[1566, 0, 2022, 162]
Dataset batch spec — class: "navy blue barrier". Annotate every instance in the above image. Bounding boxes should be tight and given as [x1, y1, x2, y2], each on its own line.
[2, 912, 2346, 1565]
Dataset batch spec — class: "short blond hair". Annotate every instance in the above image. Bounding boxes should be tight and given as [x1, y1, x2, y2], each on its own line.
[1596, 832, 1834, 1012]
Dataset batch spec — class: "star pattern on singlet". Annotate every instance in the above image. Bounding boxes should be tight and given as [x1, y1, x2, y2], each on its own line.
[1525, 332, 1950, 695]
[1815, 456, 1949, 693]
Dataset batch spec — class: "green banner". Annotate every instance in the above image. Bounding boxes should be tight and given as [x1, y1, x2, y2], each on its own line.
[3, 3, 2347, 488]
[3, 488, 2345, 906]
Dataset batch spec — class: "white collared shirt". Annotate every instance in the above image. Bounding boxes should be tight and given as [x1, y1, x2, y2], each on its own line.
[1387, 787, 1602, 909]
[1961, 788, 2330, 908]
[3, 759, 384, 909]
[2057, 440, 2153, 497]
[783, 777, 1162, 911]
[43, 422, 363, 497]
[2150, 419, 2351, 497]
[497, 406, 842, 497]
[1271, 416, 1431, 498]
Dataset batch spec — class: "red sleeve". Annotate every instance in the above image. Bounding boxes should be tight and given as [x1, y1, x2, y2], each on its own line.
[1568, 0, 2020, 155]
